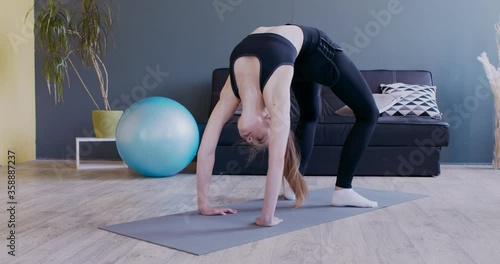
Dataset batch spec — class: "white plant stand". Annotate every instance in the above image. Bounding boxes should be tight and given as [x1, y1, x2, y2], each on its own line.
[76, 137, 128, 170]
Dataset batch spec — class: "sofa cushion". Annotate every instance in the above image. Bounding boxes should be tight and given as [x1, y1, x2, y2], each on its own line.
[334, 93, 410, 116]
[361, 70, 433, 93]
[316, 116, 449, 147]
[320, 70, 434, 116]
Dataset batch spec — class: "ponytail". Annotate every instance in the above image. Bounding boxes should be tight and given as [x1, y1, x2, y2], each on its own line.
[283, 132, 308, 207]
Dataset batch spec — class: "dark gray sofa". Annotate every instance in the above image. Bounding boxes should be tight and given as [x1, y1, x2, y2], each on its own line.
[198, 68, 450, 176]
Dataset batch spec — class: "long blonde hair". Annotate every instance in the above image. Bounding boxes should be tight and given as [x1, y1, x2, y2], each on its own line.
[247, 131, 309, 208]
[283, 132, 308, 207]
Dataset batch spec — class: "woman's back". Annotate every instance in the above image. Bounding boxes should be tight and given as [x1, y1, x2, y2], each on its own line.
[249, 25, 304, 55]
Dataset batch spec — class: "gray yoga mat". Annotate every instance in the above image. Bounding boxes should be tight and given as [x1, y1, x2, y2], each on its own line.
[99, 188, 426, 255]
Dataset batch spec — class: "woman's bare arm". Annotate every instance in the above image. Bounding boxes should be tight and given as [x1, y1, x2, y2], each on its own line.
[257, 66, 294, 226]
[197, 77, 240, 214]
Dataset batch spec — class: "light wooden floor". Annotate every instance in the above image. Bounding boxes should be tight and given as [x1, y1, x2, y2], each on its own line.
[1, 161, 499, 264]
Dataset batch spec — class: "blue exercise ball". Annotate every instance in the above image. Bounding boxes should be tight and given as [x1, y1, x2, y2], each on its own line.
[116, 97, 199, 177]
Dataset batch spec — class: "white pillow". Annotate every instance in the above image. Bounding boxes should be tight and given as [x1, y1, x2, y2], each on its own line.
[335, 92, 411, 116]
[234, 103, 242, 116]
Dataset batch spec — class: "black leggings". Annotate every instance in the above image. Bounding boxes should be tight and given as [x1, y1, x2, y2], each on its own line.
[292, 48, 379, 188]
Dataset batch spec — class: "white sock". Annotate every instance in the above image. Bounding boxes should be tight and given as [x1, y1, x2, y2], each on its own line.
[331, 188, 378, 208]
[282, 178, 296, 200]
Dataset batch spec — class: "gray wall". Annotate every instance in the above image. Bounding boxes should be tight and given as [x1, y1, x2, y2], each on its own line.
[36, 0, 500, 164]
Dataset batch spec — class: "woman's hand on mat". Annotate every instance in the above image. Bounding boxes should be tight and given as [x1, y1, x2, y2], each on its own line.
[255, 216, 283, 227]
[199, 207, 237, 216]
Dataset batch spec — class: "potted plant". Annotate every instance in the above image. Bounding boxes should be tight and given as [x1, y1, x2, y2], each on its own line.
[32, 0, 121, 138]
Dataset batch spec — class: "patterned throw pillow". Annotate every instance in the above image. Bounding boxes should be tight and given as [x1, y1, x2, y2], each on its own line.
[380, 83, 442, 118]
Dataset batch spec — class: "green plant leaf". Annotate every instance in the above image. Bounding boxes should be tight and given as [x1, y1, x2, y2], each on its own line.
[34, 0, 116, 107]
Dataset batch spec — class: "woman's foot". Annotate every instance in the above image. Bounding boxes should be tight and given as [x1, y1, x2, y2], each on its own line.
[331, 188, 378, 208]
[282, 178, 296, 200]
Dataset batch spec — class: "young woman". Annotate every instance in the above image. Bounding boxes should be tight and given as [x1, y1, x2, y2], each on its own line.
[196, 24, 379, 227]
